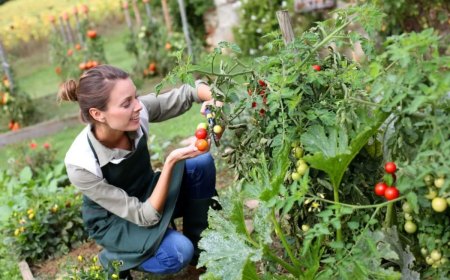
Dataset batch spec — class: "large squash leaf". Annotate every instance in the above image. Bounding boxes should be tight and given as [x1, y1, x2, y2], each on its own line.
[198, 199, 262, 280]
[301, 111, 388, 189]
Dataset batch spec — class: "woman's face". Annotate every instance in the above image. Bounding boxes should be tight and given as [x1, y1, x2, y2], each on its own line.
[102, 78, 142, 132]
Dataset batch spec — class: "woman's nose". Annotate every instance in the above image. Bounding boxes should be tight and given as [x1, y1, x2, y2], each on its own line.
[134, 99, 142, 112]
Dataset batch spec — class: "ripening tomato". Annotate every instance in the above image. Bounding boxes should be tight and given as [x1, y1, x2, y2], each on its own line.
[195, 128, 207, 139]
[384, 162, 397, 174]
[195, 139, 208, 151]
[87, 30, 97, 39]
[149, 63, 156, 72]
[312, 65, 321, 71]
[213, 125, 223, 134]
[384, 186, 399, 200]
[374, 182, 388, 196]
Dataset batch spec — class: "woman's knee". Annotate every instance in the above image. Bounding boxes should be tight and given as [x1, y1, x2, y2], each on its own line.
[183, 152, 216, 198]
[185, 152, 215, 175]
[139, 230, 194, 274]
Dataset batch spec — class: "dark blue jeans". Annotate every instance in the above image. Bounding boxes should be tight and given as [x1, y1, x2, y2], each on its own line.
[138, 152, 216, 274]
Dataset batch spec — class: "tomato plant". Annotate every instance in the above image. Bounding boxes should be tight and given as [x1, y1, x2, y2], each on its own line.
[159, 4, 450, 279]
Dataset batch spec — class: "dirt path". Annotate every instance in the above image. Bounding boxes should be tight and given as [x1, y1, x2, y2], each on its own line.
[0, 114, 80, 148]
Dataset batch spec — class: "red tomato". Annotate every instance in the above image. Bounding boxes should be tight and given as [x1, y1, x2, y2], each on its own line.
[258, 80, 266, 87]
[374, 182, 388, 196]
[87, 30, 97, 39]
[195, 128, 207, 139]
[384, 186, 399, 200]
[384, 162, 397, 174]
[195, 139, 208, 151]
[312, 65, 321, 71]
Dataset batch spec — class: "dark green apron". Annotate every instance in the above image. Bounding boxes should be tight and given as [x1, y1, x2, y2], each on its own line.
[82, 131, 185, 271]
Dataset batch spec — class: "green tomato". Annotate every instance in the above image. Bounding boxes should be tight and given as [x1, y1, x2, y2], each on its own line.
[297, 163, 309, 176]
[421, 248, 428, 256]
[426, 256, 435, 265]
[423, 174, 434, 186]
[197, 122, 208, 130]
[431, 197, 448, 212]
[301, 224, 310, 232]
[402, 202, 413, 213]
[296, 159, 306, 167]
[294, 147, 303, 159]
[291, 172, 301, 181]
[430, 250, 442, 261]
[434, 177, 445, 188]
[404, 212, 413, 221]
[425, 188, 438, 200]
[404, 221, 417, 234]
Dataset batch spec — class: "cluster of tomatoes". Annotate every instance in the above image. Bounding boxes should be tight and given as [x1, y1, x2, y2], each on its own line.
[374, 162, 400, 200]
[424, 174, 448, 213]
[290, 143, 309, 181]
[194, 120, 223, 151]
[247, 79, 268, 117]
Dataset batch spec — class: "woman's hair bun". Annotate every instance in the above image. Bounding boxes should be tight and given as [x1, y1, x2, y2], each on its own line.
[57, 80, 78, 102]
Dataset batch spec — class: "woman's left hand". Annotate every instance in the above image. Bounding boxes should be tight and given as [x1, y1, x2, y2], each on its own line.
[167, 138, 210, 163]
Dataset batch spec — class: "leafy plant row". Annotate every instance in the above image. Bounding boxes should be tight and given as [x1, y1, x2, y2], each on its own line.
[160, 4, 449, 279]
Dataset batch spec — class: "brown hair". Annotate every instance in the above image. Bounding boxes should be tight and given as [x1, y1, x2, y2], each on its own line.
[57, 65, 129, 123]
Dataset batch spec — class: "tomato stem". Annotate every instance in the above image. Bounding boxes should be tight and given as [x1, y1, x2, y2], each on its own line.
[271, 210, 301, 268]
[263, 245, 301, 276]
[307, 195, 404, 209]
[384, 202, 394, 229]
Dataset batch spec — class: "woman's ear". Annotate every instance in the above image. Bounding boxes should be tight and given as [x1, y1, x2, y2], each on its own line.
[89, 108, 106, 123]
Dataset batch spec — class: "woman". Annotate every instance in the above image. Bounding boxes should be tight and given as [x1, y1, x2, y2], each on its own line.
[58, 65, 219, 278]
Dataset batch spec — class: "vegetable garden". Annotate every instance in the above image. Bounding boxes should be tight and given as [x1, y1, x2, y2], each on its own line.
[1, 0, 449, 279]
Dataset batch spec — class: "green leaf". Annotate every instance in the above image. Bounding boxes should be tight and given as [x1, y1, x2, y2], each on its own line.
[198, 209, 262, 280]
[19, 167, 32, 183]
[302, 111, 388, 189]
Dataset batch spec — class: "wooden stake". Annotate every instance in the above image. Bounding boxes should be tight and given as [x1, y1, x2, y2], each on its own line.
[74, 13, 85, 45]
[0, 39, 14, 94]
[122, 2, 133, 31]
[58, 17, 69, 43]
[144, 1, 153, 22]
[131, 0, 142, 27]
[18, 260, 34, 280]
[65, 18, 75, 45]
[177, 0, 193, 60]
[161, 0, 172, 34]
[276, 10, 295, 45]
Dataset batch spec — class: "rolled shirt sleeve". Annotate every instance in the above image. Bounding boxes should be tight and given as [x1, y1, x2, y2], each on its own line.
[66, 164, 161, 227]
[139, 81, 205, 122]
